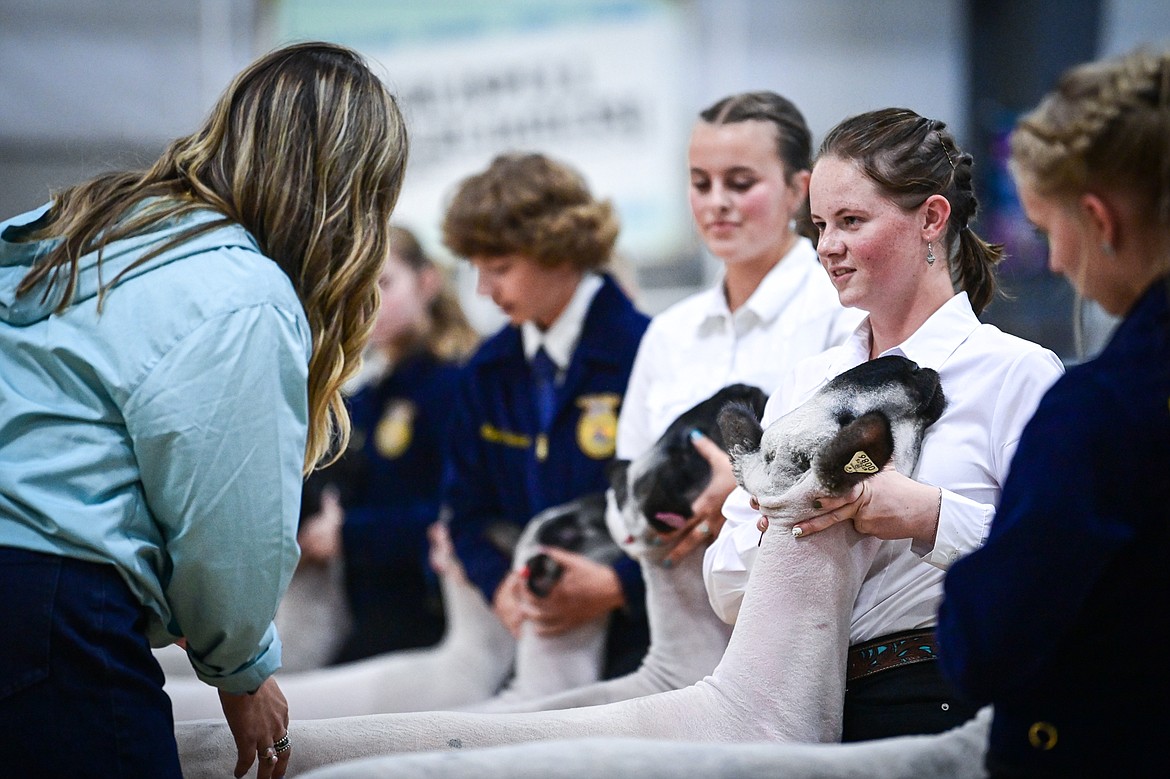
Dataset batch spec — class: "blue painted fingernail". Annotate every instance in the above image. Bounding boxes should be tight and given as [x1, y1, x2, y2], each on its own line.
[689, 428, 703, 441]
[661, 558, 673, 569]
[812, 499, 823, 510]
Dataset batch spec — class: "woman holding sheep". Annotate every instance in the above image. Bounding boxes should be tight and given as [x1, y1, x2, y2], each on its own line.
[705, 107, 1064, 741]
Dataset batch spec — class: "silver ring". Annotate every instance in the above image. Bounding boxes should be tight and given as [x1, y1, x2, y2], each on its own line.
[697, 521, 711, 536]
[274, 734, 292, 753]
[260, 747, 278, 764]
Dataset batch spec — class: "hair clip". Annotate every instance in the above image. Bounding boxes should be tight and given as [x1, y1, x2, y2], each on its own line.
[935, 130, 957, 170]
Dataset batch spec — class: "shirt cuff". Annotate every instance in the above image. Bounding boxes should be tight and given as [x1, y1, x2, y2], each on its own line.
[190, 623, 282, 695]
[917, 489, 994, 570]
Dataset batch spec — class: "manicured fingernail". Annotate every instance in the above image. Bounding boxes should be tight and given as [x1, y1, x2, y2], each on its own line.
[689, 428, 703, 442]
[792, 526, 804, 538]
[812, 499, 823, 510]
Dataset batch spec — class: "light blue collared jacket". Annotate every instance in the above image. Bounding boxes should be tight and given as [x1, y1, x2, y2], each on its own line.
[0, 202, 308, 693]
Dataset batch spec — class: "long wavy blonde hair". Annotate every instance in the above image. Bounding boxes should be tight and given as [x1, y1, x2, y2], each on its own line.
[16, 41, 409, 472]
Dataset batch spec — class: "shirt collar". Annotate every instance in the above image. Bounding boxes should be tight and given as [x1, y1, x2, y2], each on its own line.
[825, 291, 980, 376]
[697, 237, 819, 335]
[521, 272, 604, 369]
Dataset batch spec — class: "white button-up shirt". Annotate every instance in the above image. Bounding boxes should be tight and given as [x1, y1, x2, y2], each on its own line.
[616, 238, 863, 459]
[704, 292, 1065, 643]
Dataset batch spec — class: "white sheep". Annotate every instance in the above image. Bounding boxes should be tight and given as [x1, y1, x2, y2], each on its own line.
[297, 708, 990, 779]
[178, 357, 956, 777]
[164, 521, 516, 720]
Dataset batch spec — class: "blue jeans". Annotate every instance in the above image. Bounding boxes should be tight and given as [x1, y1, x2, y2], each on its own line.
[0, 547, 182, 778]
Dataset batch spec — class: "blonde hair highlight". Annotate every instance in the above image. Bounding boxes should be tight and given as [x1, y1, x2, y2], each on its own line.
[16, 41, 409, 472]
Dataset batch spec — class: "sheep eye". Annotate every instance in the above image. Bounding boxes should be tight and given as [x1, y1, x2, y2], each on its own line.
[795, 453, 811, 472]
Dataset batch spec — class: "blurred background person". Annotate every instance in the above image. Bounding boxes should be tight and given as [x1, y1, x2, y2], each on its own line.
[296, 224, 479, 665]
[441, 152, 652, 681]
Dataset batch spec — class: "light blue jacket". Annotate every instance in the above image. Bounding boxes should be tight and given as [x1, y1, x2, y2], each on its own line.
[0, 202, 308, 693]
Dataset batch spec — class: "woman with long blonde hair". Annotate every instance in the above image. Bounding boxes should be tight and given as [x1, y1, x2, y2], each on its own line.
[0, 41, 407, 779]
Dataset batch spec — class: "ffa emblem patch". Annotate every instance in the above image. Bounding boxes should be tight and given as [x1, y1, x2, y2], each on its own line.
[575, 393, 620, 460]
[375, 399, 417, 459]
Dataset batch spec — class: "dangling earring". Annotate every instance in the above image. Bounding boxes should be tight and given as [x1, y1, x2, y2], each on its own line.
[926, 242, 937, 266]
[1100, 241, 1115, 256]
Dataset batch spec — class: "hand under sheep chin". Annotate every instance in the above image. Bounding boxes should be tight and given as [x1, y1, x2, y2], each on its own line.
[660, 432, 738, 567]
[782, 465, 943, 547]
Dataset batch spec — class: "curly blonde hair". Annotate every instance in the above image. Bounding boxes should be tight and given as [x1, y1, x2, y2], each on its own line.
[441, 152, 618, 270]
[1010, 47, 1170, 227]
[16, 42, 409, 472]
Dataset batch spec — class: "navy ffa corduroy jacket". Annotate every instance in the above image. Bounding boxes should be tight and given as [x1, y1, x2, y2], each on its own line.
[444, 274, 650, 609]
[938, 278, 1170, 777]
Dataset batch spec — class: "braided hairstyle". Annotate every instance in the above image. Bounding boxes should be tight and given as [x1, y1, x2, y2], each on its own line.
[817, 108, 1003, 314]
[1010, 47, 1170, 229]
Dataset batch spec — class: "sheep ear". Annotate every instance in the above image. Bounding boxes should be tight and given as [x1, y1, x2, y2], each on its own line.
[814, 411, 894, 494]
[716, 402, 764, 456]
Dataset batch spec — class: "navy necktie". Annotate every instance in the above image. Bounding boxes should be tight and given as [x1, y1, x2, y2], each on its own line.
[531, 347, 558, 432]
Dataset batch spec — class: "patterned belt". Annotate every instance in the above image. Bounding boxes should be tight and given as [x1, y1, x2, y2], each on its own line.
[846, 628, 938, 686]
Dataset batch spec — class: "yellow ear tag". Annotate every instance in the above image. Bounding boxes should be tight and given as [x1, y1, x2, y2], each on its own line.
[843, 450, 878, 474]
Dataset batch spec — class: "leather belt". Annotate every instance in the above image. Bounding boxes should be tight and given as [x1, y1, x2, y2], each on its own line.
[846, 628, 938, 686]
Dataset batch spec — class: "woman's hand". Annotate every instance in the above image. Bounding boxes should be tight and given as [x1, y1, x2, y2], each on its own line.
[784, 465, 942, 547]
[661, 430, 737, 567]
[218, 676, 291, 779]
[519, 548, 624, 636]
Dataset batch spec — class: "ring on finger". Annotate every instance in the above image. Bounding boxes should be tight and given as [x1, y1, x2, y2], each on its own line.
[260, 747, 278, 764]
[273, 734, 292, 754]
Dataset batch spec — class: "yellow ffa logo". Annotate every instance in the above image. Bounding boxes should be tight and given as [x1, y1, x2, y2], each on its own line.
[374, 399, 417, 459]
[575, 393, 620, 460]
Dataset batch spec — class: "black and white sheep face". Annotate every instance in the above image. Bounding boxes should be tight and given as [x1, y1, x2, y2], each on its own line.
[516, 492, 618, 597]
[718, 356, 946, 522]
[606, 384, 768, 557]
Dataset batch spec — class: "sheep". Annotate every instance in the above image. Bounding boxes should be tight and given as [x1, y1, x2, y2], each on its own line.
[177, 356, 952, 778]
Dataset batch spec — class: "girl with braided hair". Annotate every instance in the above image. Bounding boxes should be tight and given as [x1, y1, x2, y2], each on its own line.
[939, 47, 1170, 777]
[705, 107, 1064, 740]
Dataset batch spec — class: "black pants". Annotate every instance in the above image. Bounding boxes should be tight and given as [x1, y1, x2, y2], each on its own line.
[0, 547, 182, 778]
[842, 658, 981, 742]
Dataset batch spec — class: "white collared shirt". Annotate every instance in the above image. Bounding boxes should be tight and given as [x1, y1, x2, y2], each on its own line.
[615, 238, 864, 459]
[704, 292, 1065, 643]
[521, 272, 605, 376]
